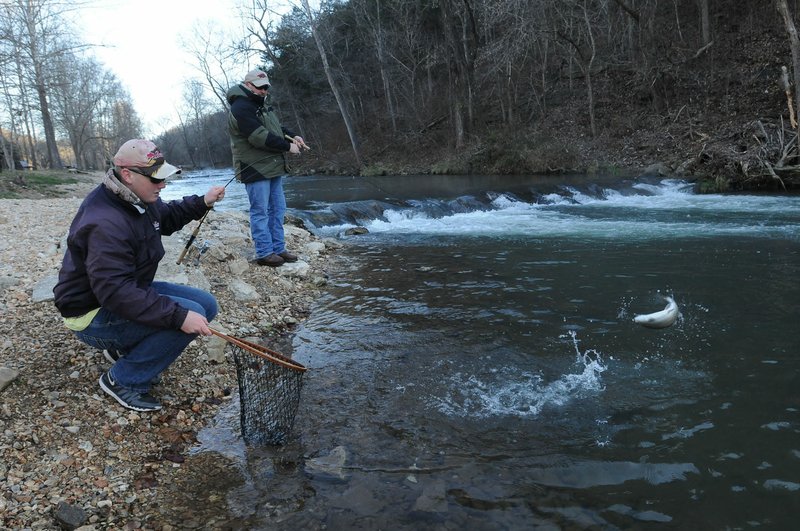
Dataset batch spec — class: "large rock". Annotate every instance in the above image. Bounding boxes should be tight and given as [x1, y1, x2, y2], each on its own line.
[306, 446, 348, 480]
[53, 501, 87, 530]
[32, 274, 59, 303]
[228, 279, 260, 301]
[412, 479, 448, 513]
[0, 366, 19, 393]
[303, 241, 326, 257]
[0, 275, 20, 293]
[277, 260, 311, 278]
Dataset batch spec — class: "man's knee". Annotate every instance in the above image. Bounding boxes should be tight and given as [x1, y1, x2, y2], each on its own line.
[206, 297, 219, 321]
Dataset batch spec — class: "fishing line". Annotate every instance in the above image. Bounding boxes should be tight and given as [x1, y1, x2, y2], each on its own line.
[285, 134, 394, 198]
[358, 175, 394, 198]
[175, 153, 274, 265]
[176, 135, 314, 265]
[175, 176, 234, 265]
[177, 138, 394, 264]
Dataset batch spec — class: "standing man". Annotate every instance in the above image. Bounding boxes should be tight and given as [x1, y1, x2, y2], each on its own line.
[53, 139, 226, 412]
[227, 68, 308, 267]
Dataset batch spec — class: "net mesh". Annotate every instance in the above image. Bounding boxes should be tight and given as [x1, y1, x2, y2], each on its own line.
[213, 330, 306, 445]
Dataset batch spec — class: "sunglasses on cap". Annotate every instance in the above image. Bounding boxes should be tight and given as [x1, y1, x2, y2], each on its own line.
[128, 167, 166, 184]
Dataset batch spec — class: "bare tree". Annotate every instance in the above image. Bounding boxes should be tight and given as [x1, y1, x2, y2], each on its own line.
[0, 0, 87, 169]
[181, 21, 240, 112]
[699, 0, 711, 46]
[476, 0, 553, 126]
[49, 52, 122, 169]
[437, 0, 481, 148]
[173, 81, 218, 168]
[97, 99, 143, 166]
[0, 6, 38, 169]
[380, 2, 437, 131]
[351, 0, 398, 135]
[299, 0, 362, 166]
[776, 0, 800, 152]
[1, 0, 142, 171]
[553, 0, 600, 138]
[580, 0, 597, 138]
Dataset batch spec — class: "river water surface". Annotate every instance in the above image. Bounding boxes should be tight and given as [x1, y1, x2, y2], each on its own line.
[163, 172, 800, 529]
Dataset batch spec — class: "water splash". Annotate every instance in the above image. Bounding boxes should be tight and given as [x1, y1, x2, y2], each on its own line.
[431, 331, 607, 418]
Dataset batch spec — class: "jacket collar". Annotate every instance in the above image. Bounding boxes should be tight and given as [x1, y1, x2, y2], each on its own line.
[103, 168, 146, 213]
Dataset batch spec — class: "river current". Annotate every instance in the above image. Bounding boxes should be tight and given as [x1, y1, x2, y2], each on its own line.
[163, 171, 800, 529]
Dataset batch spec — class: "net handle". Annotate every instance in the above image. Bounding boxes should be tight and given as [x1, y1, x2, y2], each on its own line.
[209, 328, 308, 372]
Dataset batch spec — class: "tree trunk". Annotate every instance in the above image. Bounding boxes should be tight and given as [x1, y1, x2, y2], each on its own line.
[301, 0, 362, 168]
[0, 131, 13, 171]
[0, 80, 19, 170]
[33, 83, 63, 168]
[439, 1, 467, 148]
[583, 1, 597, 138]
[776, 0, 800, 150]
[699, 0, 711, 46]
[19, 0, 63, 169]
[374, 0, 397, 135]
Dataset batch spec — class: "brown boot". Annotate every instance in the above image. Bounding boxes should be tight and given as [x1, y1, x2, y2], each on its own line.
[255, 254, 284, 267]
[278, 250, 298, 263]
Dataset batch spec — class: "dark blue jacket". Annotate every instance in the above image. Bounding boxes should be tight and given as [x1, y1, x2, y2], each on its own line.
[53, 184, 208, 329]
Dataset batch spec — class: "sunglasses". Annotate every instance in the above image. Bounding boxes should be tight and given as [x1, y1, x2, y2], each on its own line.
[252, 83, 270, 90]
[128, 168, 166, 184]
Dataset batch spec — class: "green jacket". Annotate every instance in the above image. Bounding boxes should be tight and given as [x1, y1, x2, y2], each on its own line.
[226, 84, 296, 183]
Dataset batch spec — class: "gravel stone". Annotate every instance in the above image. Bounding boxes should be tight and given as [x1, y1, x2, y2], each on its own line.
[0, 173, 341, 528]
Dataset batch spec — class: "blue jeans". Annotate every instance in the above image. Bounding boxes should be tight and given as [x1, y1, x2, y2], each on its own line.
[245, 176, 287, 259]
[74, 282, 218, 393]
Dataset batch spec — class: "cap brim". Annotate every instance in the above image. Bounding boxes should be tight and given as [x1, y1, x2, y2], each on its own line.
[151, 163, 181, 180]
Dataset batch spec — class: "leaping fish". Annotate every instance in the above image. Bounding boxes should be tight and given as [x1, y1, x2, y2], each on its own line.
[633, 296, 680, 329]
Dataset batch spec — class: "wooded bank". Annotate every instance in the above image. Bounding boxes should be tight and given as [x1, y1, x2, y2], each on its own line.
[3, 0, 800, 191]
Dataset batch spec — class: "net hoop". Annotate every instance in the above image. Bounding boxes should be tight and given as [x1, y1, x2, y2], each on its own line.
[210, 328, 307, 372]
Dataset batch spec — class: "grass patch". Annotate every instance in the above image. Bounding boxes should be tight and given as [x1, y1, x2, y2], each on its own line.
[431, 157, 470, 175]
[360, 164, 389, 177]
[0, 171, 80, 199]
[695, 176, 731, 193]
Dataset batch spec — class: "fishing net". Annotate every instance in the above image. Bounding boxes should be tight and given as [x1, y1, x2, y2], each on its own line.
[211, 329, 307, 445]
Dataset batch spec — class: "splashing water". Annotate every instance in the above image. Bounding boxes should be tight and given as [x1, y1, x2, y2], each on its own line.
[431, 331, 607, 418]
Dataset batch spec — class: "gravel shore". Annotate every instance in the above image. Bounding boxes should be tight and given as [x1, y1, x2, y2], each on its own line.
[0, 173, 338, 529]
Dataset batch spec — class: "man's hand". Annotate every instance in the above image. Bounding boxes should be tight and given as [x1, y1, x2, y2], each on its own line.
[204, 186, 226, 207]
[285, 134, 310, 151]
[293, 136, 310, 150]
[181, 310, 212, 336]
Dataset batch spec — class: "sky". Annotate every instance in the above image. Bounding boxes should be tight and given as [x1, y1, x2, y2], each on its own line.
[73, 0, 268, 135]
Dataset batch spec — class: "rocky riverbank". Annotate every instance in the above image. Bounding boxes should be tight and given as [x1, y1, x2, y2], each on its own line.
[0, 173, 340, 529]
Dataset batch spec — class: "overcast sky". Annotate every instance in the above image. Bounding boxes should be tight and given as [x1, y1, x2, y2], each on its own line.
[73, 0, 264, 135]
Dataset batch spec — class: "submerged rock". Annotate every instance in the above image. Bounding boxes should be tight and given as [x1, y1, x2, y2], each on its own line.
[306, 445, 349, 480]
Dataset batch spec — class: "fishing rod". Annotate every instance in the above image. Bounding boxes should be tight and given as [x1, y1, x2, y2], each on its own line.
[285, 134, 393, 197]
[176, 138, 308, 265]
[285, 134, 311, 150]
[176, 173, 237, 265]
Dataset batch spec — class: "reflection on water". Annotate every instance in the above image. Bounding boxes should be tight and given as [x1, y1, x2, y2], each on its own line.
[185, 172, 800, 529]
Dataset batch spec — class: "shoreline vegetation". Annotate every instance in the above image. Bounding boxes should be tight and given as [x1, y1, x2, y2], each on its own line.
[0, 171, 341, 528]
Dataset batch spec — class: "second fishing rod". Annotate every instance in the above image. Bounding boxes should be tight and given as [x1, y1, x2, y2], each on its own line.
[176, 136, 309, 265]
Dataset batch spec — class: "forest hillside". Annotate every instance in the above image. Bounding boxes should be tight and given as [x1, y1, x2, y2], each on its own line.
[4, 1, 800, 193]
[172, 0, 800, 193]
[322, 0, 800, 192]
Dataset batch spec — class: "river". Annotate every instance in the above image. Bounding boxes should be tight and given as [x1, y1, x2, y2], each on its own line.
[162, 170, 800, 529]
